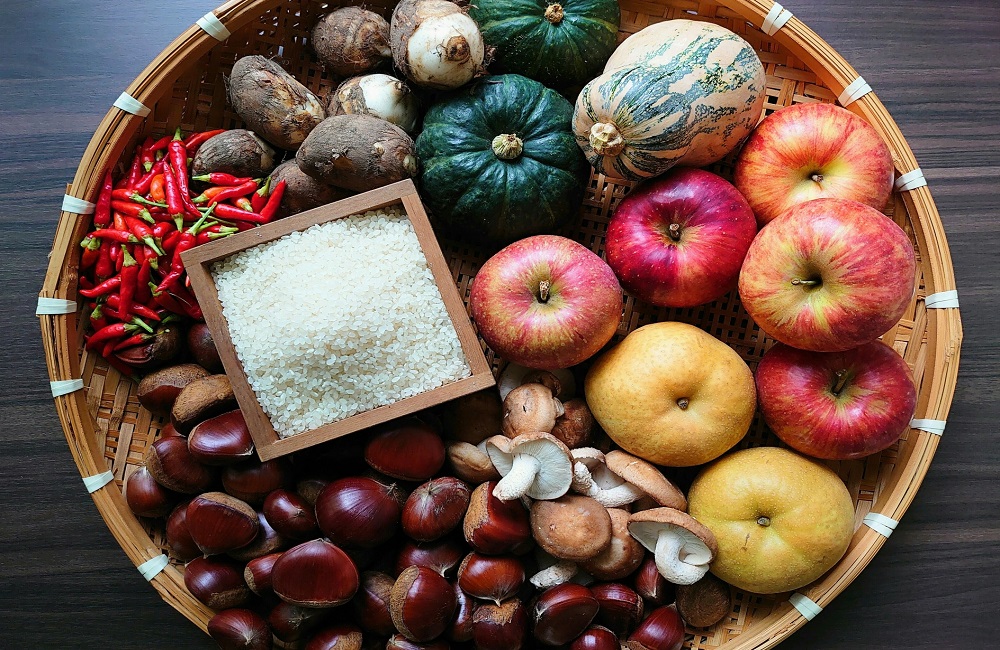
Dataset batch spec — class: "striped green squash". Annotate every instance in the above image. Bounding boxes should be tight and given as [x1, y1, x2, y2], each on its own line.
[573, 20, 765, 181]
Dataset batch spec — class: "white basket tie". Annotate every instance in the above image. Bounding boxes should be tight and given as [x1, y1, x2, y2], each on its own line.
[910, 418, 946, 436]
[925, 290, 959, 309]
[83, 471, 115, 493]
[36, 297, 77, 315]
[50, 379, 84, 397]
[895, 168, 928, 191]
[789, 593, 823, 621]
[838, 77, 872, 106]
[113, 92, 151, 117]
[863, 512, 899, 538]
[138, 555, 170, 581]
[61, 194, 96, 215]
[196, 12, 231, 41]
[762, 3, 793, 36]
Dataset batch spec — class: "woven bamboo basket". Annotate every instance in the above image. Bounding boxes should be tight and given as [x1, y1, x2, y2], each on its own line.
[38, 0, 963, 647]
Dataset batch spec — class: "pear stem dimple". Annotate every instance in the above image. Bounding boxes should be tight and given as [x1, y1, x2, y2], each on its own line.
[677, 398, 689, 410]
[757, 516, 771, 527]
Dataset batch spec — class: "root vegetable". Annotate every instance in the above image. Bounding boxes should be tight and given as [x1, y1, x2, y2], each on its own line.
[327, 74, 420, 133]
[311, 7, 392, 76]
[191, 129, 276, 179]
[228, 55, 326, 150]
[296, 114, 418, 192]
[390, 0, 485, 90]
[269, 160, 351, 219]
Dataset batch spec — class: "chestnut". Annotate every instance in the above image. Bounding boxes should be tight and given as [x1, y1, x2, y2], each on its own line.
[137, 363, 210, 415]
[144, 436, 217, 494]
[591, 583, 643, 636]
[401, 477, 471, 542]
[188, 409, 255, 465]
[634, 555, 675, 606]
[463, 481, 531, 555]
[394, 537, 465, 578]
[390, 565, 458, 642]
[271, 538, 359, 608]
[472, 598, 528, 650]
[675, 573, 733, 628]
[457, 553, 525, 605]
[305, 623, 363, 650]
[296, 475, 331, 506]
[158, 422, 183, 439]
[571, 625, 619, 650]
[207, 608, 272, 650]
[125, 465, 177, 518]
[626, 605, 685, 650]
[171, 373, 238, 434]
[268, 601, 330, 642]
[222, 457, 292, 506]
[187, 321, 224, 373]
[316, 476, 404, 548]
[448, 581, 476, 643]
[244, 552, 283, 596]
[264, 489, 319, 540]
[352, 571, 396, 636]
[185, 491, 259, 556]
[532, 583, 600, 646]
[364, 418, 445, 481]
[229, 510, 286, 562]
[184, 556, 251, 610]
[386, 635, 449, 650]
[165, 500, 200, 561]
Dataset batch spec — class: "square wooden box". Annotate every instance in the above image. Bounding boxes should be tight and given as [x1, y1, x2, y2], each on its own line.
[181, 179, 495, 460]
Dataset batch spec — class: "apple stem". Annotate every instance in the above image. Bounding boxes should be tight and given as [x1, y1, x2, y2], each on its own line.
[791, 278, 820, 286]
[668, 222, 682, 241]
[538, 280, 551, 303]
[831, 369, 849, 395]
[811, 173, 824, 183]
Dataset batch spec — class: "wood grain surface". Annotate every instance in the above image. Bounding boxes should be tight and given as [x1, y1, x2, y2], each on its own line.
[1, 1, 997, 648]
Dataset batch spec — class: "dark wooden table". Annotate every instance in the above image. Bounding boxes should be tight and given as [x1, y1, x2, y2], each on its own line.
[1, 1, 997, 648]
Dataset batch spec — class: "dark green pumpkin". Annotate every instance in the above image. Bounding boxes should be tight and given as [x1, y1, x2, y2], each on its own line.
[469, 0, 621, 89]
[416, 74, 587, 246]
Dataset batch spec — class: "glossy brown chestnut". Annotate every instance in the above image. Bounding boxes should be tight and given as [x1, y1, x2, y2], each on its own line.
[165, 500, 200, 561]
[268, 601, 331, 642]
[316, 476, 404, 548]
[390, 565, 458, 642]
[590, 583, 644, 636]
[229, 510, 286, 562]
[634, 555, 675, 607]
[471, 598, 528, 650]
[448, 581, 476, 643]
[207, 608, 272, 650]
[626, 605, 685, 650]
[385, 635, 449, 650]
[188, 409, 255, 465]
[184, 556, 252, 610]
[137, 363, 210, 415]
[244, 552, 283, 596]
[222, 457, 292, 506]
[188, 321, 224, 373]
[264, 489, 319, 540]
[532, 583, 600, 646]
[457, 552, 525, 605]
[170, 373, 238, 434]
[144, 435, 217, 494]
[463, 481, 531, 555]
[364, 418, 445, 481]
[296, 476, 331, 506]
[186, 491, 259, 556]
[352, 571, 396, 636]
[271, 538, 359, 608]
[305, 623, 363, 650]
[158, 422, 183, 438]
[401, 477, 471, 542]
[571, 625, 619, 650]
[125, 465, 177, 518]
[394, 537, 466, 578]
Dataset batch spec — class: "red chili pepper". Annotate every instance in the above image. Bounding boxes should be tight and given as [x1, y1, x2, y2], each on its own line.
[184, 129, 225, 154]
[133, 158, 166, 195]
[161, 230, 181, 254]
[89, 304, 108, 331]
[152, 221, 175, 239]
[89, 228, 139, 245]
[80, 235, 102, 269]
[79, 277, 94, 291]
[125, 153, 143, 190]
[79, 274, 121, 298]
[163, 163, 185, 219]
[95, 240, 114, 280]
[192, 172, 252, 186]
[111, 189, 167, 209]
[124, 216, 164, 255]
[156, 234, 196, 293]
[140, 136, 155, 172]
[234, 196, 254, 212]
[258, 180, 286, 222]
[106, 294, 160, 322]
[167, 283, 203, 320]
[169, 129, 193, 196]
[149, 174, 166, 203]
[113, 332, 153, 351]
[193, 179, 258, 204]
[115, 249, 138, 322]
[87, 322, 140, 347]
[196, 224, 238, 245]
[113, 210, 128, 233]
[111, 200, 152, 219]
[94, 170, 114, 228]
[149, 134, 173, 153]
[136, 258, 153, 305]
[206, 201, 268, 223]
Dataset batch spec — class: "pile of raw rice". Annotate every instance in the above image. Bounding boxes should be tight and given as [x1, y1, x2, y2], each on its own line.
[212, 207, 471, 438]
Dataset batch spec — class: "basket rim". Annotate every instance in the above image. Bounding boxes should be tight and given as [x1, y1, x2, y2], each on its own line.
[37, 0, 964, 646]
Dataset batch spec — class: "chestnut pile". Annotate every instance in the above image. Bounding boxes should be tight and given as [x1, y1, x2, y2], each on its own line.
[128, 363, 733, 650]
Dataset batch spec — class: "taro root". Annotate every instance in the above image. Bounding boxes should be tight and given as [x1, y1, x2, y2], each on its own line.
[296, 114, 418, 192]
[327, 74, 420, 133]
[137, 363, 210, 415]
[171, 374, 238, 435]
[269, 160, 350, 219]
[311, 7, 392, 76]
[390, 0, 485, 90]
[191, 129, 276, 179]
[186, 323, 223, 374]
[114, 323, 182, 371]
[228, 55, 326, 150]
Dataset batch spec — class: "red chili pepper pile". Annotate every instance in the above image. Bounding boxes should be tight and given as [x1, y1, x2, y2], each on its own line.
[79, 127, 286, 372]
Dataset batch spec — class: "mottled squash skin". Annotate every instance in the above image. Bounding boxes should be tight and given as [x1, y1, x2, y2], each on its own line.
[573, 20, 765, 181]
[416, 74, 587, 246]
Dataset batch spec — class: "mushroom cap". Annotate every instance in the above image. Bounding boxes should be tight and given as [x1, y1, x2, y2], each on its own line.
[446, 440, 501, 484]
[551, 398, 595, 449]
[580, 507, 646, 580]
[486, 433, 573, 501]
[498, 363, 577, 401]
[501, 383, 564, 438]
[605, 450, 688, 511]
[628, 508, 718, 585]
[531, 494, 613, 562]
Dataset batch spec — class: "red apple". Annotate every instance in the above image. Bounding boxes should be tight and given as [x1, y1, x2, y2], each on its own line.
[734, 102, 894, 226]
[738, 198, 915, 352]
[604, 167, 757, 307]
[469, 235, 622, 370]
[756, 340, 917, 460]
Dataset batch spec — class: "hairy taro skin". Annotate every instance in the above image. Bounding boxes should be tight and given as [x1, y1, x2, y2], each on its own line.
[311, 7, 392, 76]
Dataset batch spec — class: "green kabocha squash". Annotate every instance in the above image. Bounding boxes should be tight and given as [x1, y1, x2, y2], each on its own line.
[416, 74, 587, 246]
[469, 0, 620, 89]
[574, 20, 765, 181]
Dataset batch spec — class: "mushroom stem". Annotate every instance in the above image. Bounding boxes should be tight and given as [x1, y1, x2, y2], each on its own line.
[493, 454, 542, 501]
[653, 531, 710, 586]
[529, 560, 579, 589]
[591, 482, 647, 508]
[572, 461, 598, 495]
